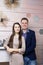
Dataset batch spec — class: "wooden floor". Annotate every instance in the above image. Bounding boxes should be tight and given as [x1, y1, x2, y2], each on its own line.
[0, 62, 9, 65]
[0, 61, 41, 65]
[0, 62, 43, 65]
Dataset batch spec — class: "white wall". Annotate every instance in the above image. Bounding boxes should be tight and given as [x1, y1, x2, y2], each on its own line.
[0, 0, 43, 64]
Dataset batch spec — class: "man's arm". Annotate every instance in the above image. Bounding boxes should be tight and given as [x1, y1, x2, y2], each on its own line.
[26, 31, 36, 53]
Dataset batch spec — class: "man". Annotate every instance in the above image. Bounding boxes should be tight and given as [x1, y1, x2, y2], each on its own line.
[21, 18, 37, 65]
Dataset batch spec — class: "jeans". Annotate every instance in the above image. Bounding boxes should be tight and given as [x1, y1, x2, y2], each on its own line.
[23, 57, 37, 65]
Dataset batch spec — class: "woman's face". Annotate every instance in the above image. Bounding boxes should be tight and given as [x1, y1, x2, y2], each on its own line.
[14, 24, 20, 34]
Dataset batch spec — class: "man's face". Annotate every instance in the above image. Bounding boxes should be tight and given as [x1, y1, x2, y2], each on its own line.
[21, 20, 28, 30]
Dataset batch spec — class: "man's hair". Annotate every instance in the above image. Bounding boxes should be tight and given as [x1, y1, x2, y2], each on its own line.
[21, 17, 29, 23]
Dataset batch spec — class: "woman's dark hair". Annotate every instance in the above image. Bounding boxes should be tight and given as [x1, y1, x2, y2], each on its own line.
[7, 22, 22, 48]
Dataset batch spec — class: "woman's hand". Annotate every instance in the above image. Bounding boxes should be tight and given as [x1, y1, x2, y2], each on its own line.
[7, 48, 14, 53]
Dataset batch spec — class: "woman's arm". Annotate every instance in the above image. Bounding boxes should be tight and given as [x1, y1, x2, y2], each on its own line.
[18, 36, 25, 54]
[4, 43, 9, 49]
[4, 44, 15, 53]
[3, 36, 14, 53]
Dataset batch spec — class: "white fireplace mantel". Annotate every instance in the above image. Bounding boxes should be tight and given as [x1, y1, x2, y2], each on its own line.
[0, 47, 9, 62]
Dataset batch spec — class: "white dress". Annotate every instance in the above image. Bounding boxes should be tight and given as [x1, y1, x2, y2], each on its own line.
[9, 35, 25, 65]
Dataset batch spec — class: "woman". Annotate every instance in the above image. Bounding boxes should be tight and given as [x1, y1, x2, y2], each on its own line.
[4, 22, 25, 65]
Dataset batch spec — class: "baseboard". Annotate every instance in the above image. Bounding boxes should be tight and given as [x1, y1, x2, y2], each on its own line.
[0, 62, 9, 65]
